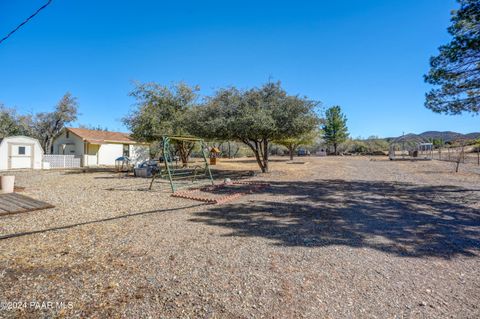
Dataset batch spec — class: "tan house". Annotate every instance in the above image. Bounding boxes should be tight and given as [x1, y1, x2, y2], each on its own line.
[52, 127, 149, 167]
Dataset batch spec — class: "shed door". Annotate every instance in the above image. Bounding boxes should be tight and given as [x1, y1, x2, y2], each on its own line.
[9, 143, 34, 169]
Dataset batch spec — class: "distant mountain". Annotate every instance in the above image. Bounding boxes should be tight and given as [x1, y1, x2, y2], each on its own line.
[464, 132, 480, 140]
[386, 131, 480, 142]
[418, 131, 464, 142]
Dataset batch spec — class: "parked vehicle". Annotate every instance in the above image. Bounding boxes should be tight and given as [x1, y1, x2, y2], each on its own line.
[158, 155, 180, 163]
[297, 149, 311, 156]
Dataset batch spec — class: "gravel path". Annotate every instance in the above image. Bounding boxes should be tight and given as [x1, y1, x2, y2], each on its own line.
[0, 156, 479, 318]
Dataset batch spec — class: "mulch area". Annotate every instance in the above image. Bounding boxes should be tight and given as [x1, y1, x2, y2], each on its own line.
[172, 181, 270, 204]
[0, 157, 479, 318]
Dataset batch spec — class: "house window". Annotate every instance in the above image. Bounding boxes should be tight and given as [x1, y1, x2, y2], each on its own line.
[123, 144, 130, 157]
[18, 146, 26, 155]
[66, 131, 70, 138]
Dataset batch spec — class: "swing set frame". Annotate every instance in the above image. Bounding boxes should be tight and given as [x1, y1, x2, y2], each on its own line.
[149, 135, 214, 192]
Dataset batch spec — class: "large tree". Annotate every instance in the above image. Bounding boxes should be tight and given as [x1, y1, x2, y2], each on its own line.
[192, 82, 320, 173]
[424, 0, 480, 114]
[123, 82, 200, 165]
[34, 93, 79, 153]
[322, 105, 348, 155]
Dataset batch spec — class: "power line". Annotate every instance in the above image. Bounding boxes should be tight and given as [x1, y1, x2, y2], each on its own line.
[0, 0, 53, 45]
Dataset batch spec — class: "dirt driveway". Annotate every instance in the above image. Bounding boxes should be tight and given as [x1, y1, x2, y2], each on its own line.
[0, 156, 479, 318]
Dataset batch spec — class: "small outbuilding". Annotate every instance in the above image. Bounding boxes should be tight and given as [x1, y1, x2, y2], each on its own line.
[0, 136, 44, 170]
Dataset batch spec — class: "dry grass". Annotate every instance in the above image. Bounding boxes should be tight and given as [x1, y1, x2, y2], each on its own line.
[0, 156, 479, 318]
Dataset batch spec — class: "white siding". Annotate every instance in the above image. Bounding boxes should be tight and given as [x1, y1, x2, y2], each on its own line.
[98, 143, 123, 165]
[0, 136, 44, 170]
[52, 130, 84, 156]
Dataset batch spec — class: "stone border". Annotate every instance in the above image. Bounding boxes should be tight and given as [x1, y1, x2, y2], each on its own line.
[171, 181, 270, 204]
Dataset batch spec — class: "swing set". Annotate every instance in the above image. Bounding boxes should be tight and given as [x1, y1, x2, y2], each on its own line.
[149, 136, 214, 192]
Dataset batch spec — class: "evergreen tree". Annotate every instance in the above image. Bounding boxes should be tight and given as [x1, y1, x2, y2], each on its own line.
[322, 105, 348, 155]
[424, 0, 480, 114]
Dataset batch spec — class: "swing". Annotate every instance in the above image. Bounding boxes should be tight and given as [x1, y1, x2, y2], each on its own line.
[149, 136, 214, 192]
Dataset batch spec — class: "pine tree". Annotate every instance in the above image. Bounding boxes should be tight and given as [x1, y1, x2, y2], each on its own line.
[424, 0, 480, 114]
[322, 106, 348, 155]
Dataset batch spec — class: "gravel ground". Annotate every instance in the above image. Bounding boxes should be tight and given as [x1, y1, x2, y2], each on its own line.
[0, 156, 479, 318]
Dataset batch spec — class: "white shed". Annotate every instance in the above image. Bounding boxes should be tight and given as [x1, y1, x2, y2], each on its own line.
[0, 136, 44, 170]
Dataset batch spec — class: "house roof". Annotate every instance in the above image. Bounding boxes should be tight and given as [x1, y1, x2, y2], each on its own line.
[66, 127, 140, 144]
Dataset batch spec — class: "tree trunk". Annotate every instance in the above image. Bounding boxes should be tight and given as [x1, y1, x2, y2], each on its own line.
[175, 141, 194, 167]
[46, 138, 53, 155]
[40, 137, 48, 155]
[254, 150, 265, 172]
[180, 153, 188, 167]
[289, 146, 294, 160]
[334, 143, 338, 155]
[241, 138, 268, 173]
[179, 144, 188, 167]
[262, 139, 269, 173]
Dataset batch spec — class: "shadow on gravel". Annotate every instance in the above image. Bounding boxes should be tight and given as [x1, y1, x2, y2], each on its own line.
[62, 168, 117, 175]
[190, 180, 480, 258]
[94, 169, 255, 181]
[223, 158, 290, 164]
[99, 169, 256, 192]
[0, 204, 205, 241]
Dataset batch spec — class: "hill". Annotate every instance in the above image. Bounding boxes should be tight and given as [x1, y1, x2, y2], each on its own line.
[386, 131, 480, 142]
[418, 131, 464, 142]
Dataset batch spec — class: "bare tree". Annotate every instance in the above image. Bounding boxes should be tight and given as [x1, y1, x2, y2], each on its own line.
[34, 93, 78, 153]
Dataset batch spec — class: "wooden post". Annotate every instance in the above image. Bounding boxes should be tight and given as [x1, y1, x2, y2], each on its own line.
[477, 146, 479, 166]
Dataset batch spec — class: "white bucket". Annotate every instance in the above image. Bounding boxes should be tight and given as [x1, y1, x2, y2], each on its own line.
[1, 176, 15, 194]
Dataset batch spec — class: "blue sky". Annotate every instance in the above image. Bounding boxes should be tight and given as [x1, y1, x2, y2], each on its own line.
[0, 0, 477, 138]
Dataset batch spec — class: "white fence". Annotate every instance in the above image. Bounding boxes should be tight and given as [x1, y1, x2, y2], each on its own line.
[43, 155, 82, 168]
